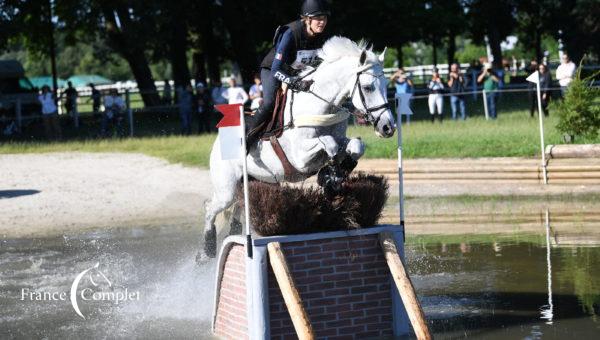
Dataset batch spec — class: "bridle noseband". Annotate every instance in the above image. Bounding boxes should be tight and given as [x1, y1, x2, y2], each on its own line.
[348, 69, 390, 128]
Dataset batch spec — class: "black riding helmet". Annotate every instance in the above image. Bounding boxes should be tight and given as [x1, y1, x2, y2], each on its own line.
[301, 0, 330, 17]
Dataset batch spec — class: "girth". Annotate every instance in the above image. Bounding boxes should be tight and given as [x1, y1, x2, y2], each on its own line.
[269, 135, 301, 181]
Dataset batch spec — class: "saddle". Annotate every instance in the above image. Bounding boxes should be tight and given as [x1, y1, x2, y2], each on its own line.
[249, 87, 301, 181]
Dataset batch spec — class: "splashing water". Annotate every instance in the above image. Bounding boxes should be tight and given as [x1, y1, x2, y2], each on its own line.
[0, 224, 219, 339]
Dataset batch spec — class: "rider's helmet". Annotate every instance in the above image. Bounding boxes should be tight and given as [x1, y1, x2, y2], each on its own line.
[301, 0, 330, 17]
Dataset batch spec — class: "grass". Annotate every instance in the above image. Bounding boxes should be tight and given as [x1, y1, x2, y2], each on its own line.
[1, 92, 598, 167]
[351, 91, 600, 159]
[405, 233, 546, 246]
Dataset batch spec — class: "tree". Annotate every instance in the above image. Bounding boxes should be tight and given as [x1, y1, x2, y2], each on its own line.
[515, 0, 559, 63]
[465, 0, 516, 69]
[551, 0, 600, 63]
[554, 68, 600, 141]
[331, 0, 422, 67]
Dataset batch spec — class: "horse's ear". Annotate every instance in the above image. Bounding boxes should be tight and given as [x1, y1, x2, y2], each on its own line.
[359, 49, 367, 65]
[378, 47, 387, 63]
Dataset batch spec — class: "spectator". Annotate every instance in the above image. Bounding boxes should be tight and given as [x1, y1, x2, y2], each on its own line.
[62, 81, 78, 126]
[249, 73, 263, 110]
[222, 77, 249, 105]
[427, 70, 445, 123]
[390, 68, 414, 95]
[555, 53, 576, 95]
[210, 80, 227, 106]
[527, 60, 539, 117]
[447, 63, 467, 120]
[196, 82, 212, 134]
[538, 63, 552, 117]
[101, 89, 125, 137]
[38, 85, 62, 140]
[390, 68, 413, 124]
[89, 83, 101, 116]
[477, 64, 500, 119]
[163, 80, 172, 105]
[178, 84, 194, 135]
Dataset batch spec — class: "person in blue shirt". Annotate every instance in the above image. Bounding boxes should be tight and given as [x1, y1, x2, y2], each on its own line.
[390, 68, 414, 95]
[246, 0, 330, 152]
[390, 68, 413, 124]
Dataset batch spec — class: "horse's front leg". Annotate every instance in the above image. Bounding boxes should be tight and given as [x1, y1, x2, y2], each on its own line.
[294, 135, 339, 172]
[315, 137, 365, 195]
[344, 137, 365, 162]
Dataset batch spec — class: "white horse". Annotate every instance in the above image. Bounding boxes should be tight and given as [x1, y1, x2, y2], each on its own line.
[200, 37, 395, 259]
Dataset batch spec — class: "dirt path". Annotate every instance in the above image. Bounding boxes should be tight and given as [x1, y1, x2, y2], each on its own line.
[0, 153, 212, 238]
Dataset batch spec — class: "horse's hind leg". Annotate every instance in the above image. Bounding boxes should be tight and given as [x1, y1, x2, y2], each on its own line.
[196, 189, 236, 262]
[229, 202, 243, 235]
[197, 164, 240, 262]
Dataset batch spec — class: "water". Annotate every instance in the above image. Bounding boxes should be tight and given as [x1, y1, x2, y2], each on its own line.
[1, 214, 599, 339]
[408, 234, 600, 339]
[0, 224, 217, 340]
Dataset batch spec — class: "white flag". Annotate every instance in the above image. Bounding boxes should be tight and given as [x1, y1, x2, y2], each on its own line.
[215, 104, 244, 160]
[526, 71, 540, 84]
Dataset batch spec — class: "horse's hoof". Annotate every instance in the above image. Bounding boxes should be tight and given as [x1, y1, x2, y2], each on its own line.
[195, 251, 213, 264]
[202, 229, 217, 259]
[230, 219, 242, 235]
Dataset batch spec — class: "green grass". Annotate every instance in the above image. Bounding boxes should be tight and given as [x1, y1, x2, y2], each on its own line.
[358, 113, 598, 159]
[405, 233, 546, 246]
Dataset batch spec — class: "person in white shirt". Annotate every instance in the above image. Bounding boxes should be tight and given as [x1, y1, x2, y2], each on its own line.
[37, 85, 62, 139]
[555, 53, 577, 95]
[427, 70, 445, 123]
[249, 73, 263, 110]
[222, 77, 249, 105]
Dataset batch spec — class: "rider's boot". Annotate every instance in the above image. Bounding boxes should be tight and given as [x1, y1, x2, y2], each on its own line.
[246, 107, 271, 154]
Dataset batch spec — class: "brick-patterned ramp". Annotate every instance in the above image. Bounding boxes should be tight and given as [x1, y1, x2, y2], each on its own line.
[212, 226, 410, 340]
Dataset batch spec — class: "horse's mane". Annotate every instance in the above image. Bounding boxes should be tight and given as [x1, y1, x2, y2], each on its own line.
[317, 36, 377, 64]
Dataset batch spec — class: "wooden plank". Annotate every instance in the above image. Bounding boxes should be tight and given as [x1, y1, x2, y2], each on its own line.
[267, 242, 315, 340]
[379, 232, 432, 340]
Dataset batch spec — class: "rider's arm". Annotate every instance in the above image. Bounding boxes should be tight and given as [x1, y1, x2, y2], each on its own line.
[270, 29, 296, 84]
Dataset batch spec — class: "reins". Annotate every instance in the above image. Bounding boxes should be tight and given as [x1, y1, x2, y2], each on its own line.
[303, 65, 390, 127]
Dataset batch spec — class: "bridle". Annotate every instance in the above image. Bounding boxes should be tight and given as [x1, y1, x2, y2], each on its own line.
[348, 69, 391, 127]
[304, 65, 390, 128]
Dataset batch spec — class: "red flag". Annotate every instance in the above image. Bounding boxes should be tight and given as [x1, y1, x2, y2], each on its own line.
[215, 104, 242, 128]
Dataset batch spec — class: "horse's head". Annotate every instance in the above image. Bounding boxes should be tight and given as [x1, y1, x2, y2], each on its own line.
[314, 37, 395, 138]
[348, 49, 395, 138]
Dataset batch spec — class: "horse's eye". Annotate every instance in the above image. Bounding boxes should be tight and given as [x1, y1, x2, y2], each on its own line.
[363, 84, 375, 92]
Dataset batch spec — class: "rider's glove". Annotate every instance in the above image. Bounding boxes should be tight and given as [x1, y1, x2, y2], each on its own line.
[288, 77, 313, 92]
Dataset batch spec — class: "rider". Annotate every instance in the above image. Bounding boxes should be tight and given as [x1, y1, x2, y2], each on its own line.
[245, 0, 331, 152]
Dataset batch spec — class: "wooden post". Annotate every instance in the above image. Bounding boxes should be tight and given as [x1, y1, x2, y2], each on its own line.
[267, 242, 315, 340]
[379, 232, 432, 340]
[126, 90, 134, 137]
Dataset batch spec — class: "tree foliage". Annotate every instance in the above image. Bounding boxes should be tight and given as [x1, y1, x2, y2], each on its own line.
[554, 68, 600, 141]
[1, 0, 598, 108]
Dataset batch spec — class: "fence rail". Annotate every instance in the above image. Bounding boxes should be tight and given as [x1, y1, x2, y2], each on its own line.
[1, 82, 598, 140]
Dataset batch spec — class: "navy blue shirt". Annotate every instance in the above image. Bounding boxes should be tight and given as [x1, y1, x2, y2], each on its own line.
[271, 29, 296, 84]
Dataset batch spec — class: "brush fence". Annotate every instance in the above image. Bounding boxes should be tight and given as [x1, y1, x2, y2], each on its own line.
[212, 225, 410, 339]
